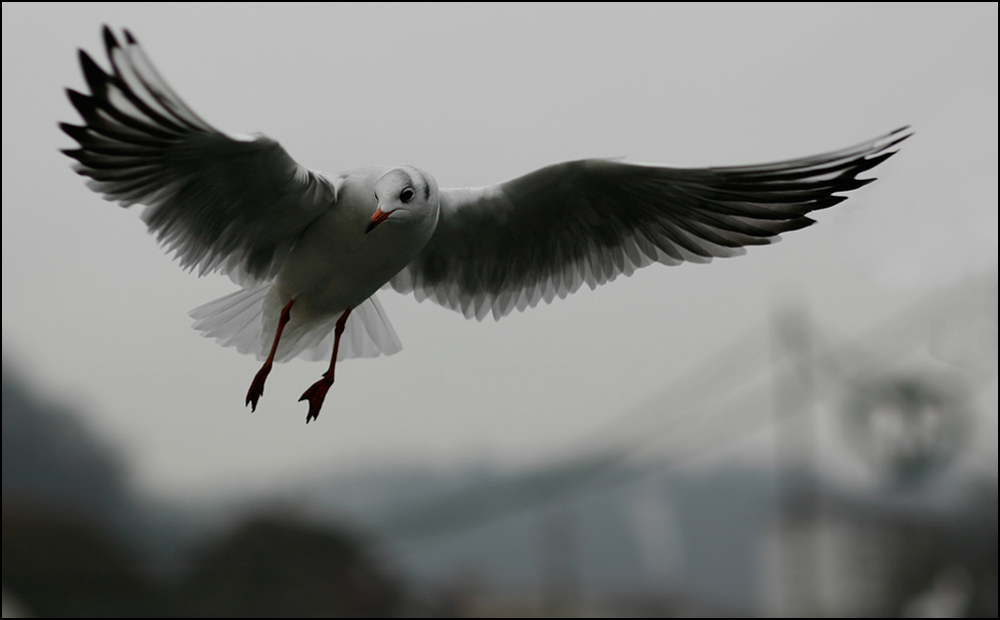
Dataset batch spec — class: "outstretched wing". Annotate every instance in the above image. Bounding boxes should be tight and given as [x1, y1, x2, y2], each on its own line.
[61, 26, 338, 284]
[390, 128, 911, 320]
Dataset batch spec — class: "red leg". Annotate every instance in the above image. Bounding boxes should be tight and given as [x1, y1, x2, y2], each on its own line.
[299, 307, 352, 423]
[246, 299, 295, 411]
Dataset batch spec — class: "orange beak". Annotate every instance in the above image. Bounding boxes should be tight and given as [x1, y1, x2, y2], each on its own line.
[365, 207, 392, 234]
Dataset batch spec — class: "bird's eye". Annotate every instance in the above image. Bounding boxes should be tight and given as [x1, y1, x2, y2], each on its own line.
[400, 188, 415, 203]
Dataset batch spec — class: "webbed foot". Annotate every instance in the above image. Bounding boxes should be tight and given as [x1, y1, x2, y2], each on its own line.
[299, 373, 333, 423]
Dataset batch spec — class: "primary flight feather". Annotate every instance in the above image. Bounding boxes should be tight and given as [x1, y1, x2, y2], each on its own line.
[61, 27, 911, 422]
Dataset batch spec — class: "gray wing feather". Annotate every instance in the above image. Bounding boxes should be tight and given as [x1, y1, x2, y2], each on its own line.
[61, 27, 337, 284]
[391, 128, 911, 320]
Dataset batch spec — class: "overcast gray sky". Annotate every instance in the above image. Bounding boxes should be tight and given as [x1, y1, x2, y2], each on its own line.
[3, 3, 997, 499]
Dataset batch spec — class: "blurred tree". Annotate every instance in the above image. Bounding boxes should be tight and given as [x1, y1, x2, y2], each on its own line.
[2, 365, 130, 521]
[2, 509, 158, 617]
[3, 363, 409, 617]
[179, 515, 403, 617]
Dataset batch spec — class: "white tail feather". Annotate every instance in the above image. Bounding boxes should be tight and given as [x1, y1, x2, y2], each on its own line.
[190, 284, 402, 362]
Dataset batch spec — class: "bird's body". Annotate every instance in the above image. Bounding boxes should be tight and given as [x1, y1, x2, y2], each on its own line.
[62, 27, 911, 422]
[273, 167, 434, 325]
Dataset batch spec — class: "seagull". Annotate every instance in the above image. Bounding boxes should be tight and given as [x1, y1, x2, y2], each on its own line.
[61, 27, 911, 423]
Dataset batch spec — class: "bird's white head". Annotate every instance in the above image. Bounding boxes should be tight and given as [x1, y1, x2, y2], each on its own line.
[366, 166, 439, 235]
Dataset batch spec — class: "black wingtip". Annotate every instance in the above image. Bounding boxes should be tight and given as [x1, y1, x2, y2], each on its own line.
[65, 88, 92, 115]
[866, 150, 896, 166]
[882, 127, 914, 150]
[78, 49, 109, 95]
[59, 121, 88, 142]
[102, 24, 120, 55]
[817, 195, 849, 209]
[60, 148, 87, 164]
[881, 126, 912, 142]
[885, 135, 912, 153]
[123, 29, 137, 45]
[77, 48, 95, 76]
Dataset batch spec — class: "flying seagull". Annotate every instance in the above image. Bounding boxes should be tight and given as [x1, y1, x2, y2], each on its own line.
[61, 27, 911, 422]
